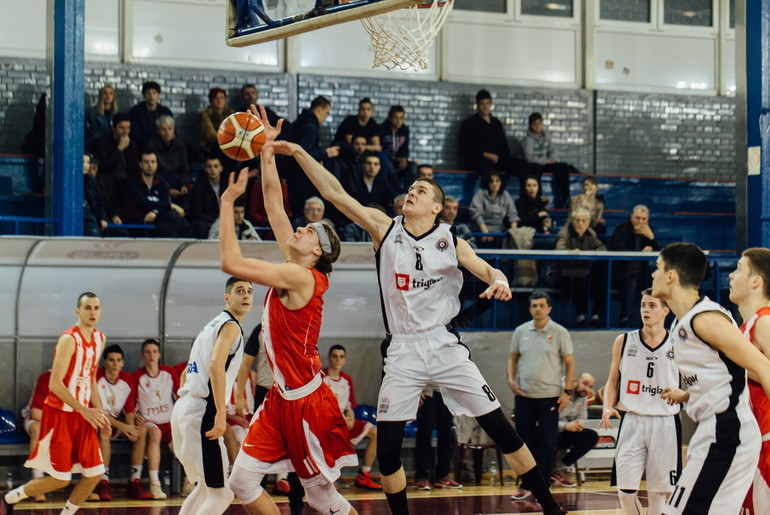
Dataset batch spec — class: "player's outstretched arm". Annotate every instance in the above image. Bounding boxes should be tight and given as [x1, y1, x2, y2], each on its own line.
[456, 238, 512, 301]
[220, 169, 313, 291]
[692, 311, 770, 400]
[599, 334, 624, 429]
[260, 143, 293, 257]
[268, 140, 392, 243]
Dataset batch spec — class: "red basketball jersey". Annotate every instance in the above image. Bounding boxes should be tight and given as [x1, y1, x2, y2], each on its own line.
[262, 268, 327, 397]
[742, 306, 770, 435]
[45, 325, 104, 412]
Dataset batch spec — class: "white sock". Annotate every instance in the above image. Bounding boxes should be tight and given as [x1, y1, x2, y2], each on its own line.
[361, 466, 371, 474]
[5, 486, 27, 504]
[103, 468, 110, 481]
[32, 469, 44, 479]
[149, 470, 160, 482]
[60, 500, 79, 513]
[647, 491, 667, 515]
[276, 472, 288, 481]
[618, 490, 643, 515]
[130, 465, 143, 481]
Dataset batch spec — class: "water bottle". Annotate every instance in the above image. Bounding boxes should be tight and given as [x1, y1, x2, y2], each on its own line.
[5, 472, 12, 490]
[488, 460, 498, 488]
[162, 469, 171, 494]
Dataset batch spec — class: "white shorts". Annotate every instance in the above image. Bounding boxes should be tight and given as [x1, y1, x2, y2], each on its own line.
[663, 403, 761, 514]
[377, 327, 501, 421]
[170, 395, 229, 488]
[611, 412, 681, 492]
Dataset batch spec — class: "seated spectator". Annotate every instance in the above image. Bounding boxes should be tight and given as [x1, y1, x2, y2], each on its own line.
[353, 153, 398, 210]
[569, 176, 605, 235]
[129, 338, 179, 500]
[516, 175, 553, 234]
[609, 205, 661, 327]
[322, 345, 382, 491]
[237, 83, 291, 137]
[554, 209, 607, 327]
[415, 386, 460, 490]
[189, 156, 224, 237]
[380, 105, 416, 192]
[469, 171, 519, 246]
[416, 164, 434, 180]
[145, 115, 192, 211]
[20, 370, 51, 502]
[129, 81, 173, 150]
[552, 373, 599, 488]
[92, 113, 140, 213]
[83, 154, 109, 237]
[458, 89, 528, 185]
[523, 112, 581, 209]
[121, 151, 193, 237]
[95, 344, 145, 501]
[293, 196, 325, 229]
[441, 195, 475, 248]
[209, 199, 260, 240]
[247, 165, 291, 236]
[393, 193, 406, 217]
[334, 97, 382, 152]
[198, 87, 234, 161]
[85, 85, 117, 152]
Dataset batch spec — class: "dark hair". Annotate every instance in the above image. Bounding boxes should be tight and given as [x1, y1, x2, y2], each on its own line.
[310, 96, 331, 110]
[388, 105, 405, 117]
[583, 176, 598, 186]
[204, 155, 223, 165]
[234, 198, 246, 209]
[363, 152, 380, 164]
[521, 175, 542, 199]
[641, 288, 668, 308]
[328, 344, 346, 356]
[743, 248, 770, 299]
[528, 112, 543, 126]
[314, 219, 342, 275]
[417, 164, 432, 174]
[208, 87, 227, 102]
[139, 151, 157, 161]
[226, 276, 251, 293]
[476, 89, 491, 103]
[529, 290, 551, 306]
[241, 83, 256, 94]
[103, 344, 124, 360]
[359, 97, 373, 107]
[112, 112, 130, 127]
[415, 178, 445, 206]
[659, 243, 707, 289]
[142, 81, 161, 95]
[482, 171, 505, 195]
[77, 291, 97, 307]
[141, 338, 160, 352]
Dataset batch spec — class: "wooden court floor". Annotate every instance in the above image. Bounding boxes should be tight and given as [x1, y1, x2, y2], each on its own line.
[8, 480, 643, 514]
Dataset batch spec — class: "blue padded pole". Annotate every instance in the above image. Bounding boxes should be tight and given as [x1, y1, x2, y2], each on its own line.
[49, 0, 85, 236]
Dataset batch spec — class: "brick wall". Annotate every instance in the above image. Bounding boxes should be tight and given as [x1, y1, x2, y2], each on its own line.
[0, 57, 736, 180]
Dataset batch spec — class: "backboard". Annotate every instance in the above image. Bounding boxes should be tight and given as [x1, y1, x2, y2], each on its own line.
[226, 0, 422, 47]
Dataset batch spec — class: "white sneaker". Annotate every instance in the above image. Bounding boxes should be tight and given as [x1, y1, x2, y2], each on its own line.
[149, 480, 167, 500]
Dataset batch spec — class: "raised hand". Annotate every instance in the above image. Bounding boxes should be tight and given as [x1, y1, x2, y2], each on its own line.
[221, 167, 249, 203]
[248, 104, 284, 143]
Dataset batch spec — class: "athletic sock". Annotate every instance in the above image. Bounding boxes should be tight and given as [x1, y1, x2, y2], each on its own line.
[32, 469, 43, 479]
[361, 466, 371, 474]
[5, 486, 27, 504]
[519, 467, 558, 513]
[384, 488, 409, 514]
[103, 468, 110, 481]
[60, 500, 79, 513]
[618, 490, 643, 514]
[149, 470, 159, 482]
[130, 465, 143, 481]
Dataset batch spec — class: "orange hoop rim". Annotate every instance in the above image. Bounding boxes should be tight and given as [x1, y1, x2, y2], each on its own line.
[415, 0, 450, 8]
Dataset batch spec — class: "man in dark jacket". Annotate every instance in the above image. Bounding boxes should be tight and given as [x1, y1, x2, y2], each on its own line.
[188, 156, 224, 238]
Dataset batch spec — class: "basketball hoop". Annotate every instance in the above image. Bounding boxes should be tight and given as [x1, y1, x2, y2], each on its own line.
[360, 0, 453, 72]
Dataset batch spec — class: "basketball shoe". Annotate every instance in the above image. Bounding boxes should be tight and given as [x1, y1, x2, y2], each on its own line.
[354, 470, 383, 490]
[126, 478, 153, 500]
[95, 479, 112, 501]
[149, 480, 167, 500]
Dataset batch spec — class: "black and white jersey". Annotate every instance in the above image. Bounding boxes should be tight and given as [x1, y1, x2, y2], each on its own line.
[617, 329, 680, 416]
[376, 217, 463, 335]
[179, 310, 244, 400]
[670, 296, 746, 422]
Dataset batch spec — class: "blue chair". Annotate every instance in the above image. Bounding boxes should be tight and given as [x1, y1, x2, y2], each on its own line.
[354, 404, 377, 424]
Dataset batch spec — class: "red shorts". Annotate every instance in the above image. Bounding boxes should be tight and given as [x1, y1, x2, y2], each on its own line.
[348, 418, 374, 446]
[239, 382, 358, 481]
[25, 405, 104, 481]
[144, 421, 173, 444]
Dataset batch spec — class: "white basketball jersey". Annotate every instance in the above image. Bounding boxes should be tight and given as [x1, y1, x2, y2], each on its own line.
[178, 310, 244, 401]
[671, 296, 748, 422]
[376, 218, 463, 335]
[617, 330, 680, 416]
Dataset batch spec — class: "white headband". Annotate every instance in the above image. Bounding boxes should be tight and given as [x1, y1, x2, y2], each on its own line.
[310, 222, 332, 254]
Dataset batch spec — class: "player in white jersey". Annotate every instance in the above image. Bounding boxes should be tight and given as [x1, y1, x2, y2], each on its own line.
[649, 243, 770, 514]
[170, 276, 253, 515]
[600, 289, 681, 514]
[272, 138, 566, 515]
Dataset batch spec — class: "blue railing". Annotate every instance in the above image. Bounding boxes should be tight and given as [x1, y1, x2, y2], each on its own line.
[0, 216, 52, 236]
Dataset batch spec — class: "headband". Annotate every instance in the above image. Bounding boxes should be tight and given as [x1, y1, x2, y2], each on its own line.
[310, 222, 332, 254]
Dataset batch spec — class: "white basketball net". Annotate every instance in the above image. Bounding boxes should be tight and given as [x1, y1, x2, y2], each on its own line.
[360, 0, 454, 72]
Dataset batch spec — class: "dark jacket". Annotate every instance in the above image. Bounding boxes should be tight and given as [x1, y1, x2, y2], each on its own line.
[458, 113, 511, 172]
[291, 109, 326, 162]
[188, 174, 221, 224]
[555, 224, 606, 278]
[121, 174, 172, 223]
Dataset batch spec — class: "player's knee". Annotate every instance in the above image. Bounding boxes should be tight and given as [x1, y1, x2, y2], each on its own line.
[228, 464, 263, 505]
[148, 427, 161, 443]
[586, 429, 599, 446]
[475, 408, 523, 454]
[376, 421, 406, 476]
[304, 478, 350, 515]
[50, 477, 70, 490]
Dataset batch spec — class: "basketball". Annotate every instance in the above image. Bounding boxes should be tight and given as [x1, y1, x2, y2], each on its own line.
[217, 112, 266, 161]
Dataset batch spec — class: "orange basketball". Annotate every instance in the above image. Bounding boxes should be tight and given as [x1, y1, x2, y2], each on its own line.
[217, 112, 266, 161]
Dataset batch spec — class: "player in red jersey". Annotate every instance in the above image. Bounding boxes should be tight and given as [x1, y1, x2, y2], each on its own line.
[729, 248, 770, 514]
[223, 106, 359, 515]
[1, 292, 111, 515]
